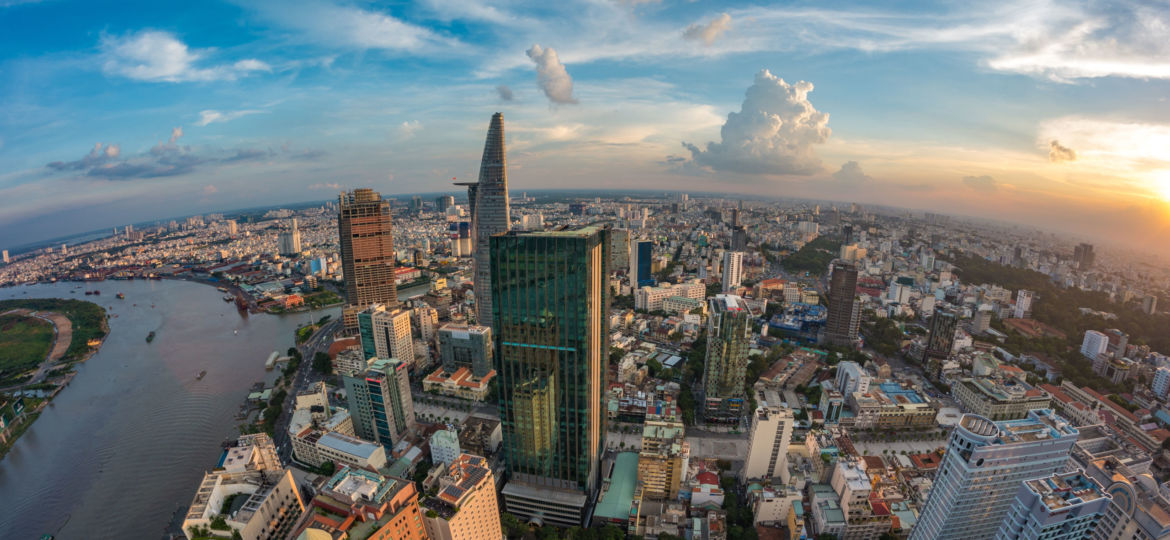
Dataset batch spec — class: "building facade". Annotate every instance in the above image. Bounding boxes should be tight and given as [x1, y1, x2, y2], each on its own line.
[358, 303, 414, 365]
[702, 294, 752, 422]
[421, 454, 503, 540]
[343, 358, 416, 447]
[824, 262, 860, 346]
[438, 323, 493, 378]
[909, 410, 1079, 540]
[339, 188, 398, 330]
[470, 113, 511, 326]
[490, 226, 609, 527]
[742, 387, 795, 484]
[722, 251, 744, 292]
[994, 471, 1109, 540]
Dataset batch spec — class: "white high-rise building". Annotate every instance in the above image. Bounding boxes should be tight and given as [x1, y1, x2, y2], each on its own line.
[909, 409, 1079, 540]
[994, 470, 1109, 540]
[1080, 330, 1110, 361]
[278, 218, 302, 256]
[1152, 366, 1170, 400]
[741, 387, 794, 484]
[834, 361, 871, 396]
[1014, 289, 1034, 319]
[722, 251, 744, 292]
[1, 249, 7, 263]
[367, 304, 414, 365]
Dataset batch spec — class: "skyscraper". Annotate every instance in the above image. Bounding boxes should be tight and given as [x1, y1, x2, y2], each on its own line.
[722, 251, 744, 292]
[703, 294, 752, 422]
[470, 113, 511, 326]
[923, 308, 958, 376]
[731, 225, 748, 251]
[631, 240, 654, 287]
[1, 249, 7, 264]
[909, 410, 1079, 540]
[490, 226, 609, 527]
[343, 358, 416, 447]
[1073, 243, 1095, 271]
[823, 262, 860, 346]
[339, 188, 397, 331]
[435, 195, 454, 213]
[741, 386, 794, 484]
[278, 218, 302, 256]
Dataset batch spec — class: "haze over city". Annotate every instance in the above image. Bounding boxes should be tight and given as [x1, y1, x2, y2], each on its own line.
[2, 0, 1169, 252]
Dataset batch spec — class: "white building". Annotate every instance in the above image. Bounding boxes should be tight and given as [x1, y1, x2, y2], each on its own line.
[741, 387, 794, 484]
[1153, 367, 1170, 400]
[994, 470, 1109, 540]
[909, 410, 1079, 540]
[636, 281, 706, 312]
[334, 347, 371, 378]
[834, 361, 871, 396]
[316, 431, 388, 471]
[1080, 330, 1109, 361]
[430, 427, 461, 466]
[1014, 290, 1034, 319]
[367, 304, 414, 364]
[722, 251, 744, 292]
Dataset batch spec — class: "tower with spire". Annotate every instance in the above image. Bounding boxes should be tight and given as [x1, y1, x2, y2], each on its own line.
[457, 113, 511, 327]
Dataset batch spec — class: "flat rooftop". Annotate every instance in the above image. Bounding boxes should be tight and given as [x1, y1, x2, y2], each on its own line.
[594, 452, 639, 521]
[1025, 472, 1105, 512]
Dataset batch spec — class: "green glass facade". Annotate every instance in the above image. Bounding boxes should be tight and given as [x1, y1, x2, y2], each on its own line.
[703, 294, 752, 422]
[490, 227, 609, 493]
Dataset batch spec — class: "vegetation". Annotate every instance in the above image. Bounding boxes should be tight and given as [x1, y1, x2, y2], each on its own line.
[302, 290, 342, 310]
[721, 479, 759, 540]
[312, 351, 332, 374]
[295, 324, 317, 344]
[0, 314, 54, 384]
[780, 236, 842, 276]
[0, 298, 107, 361]
[863, 316, 905, 356]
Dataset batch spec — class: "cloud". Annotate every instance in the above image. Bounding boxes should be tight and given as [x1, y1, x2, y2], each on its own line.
[683, 13, 732, 46]
[962, 175, 998, 192]
[44, 138, 322, 180]
[195, 109, 265, 126]
[526, 44, 577, 105]
[309, 182, 342, 190]
[46, 143, 120, 171]
[202, 185, 219, 195]
[247, 0, 457, 51]
[100, 30, 270, 82]
[399, 120, 422, 138]
[169, 126, 183, 144]
[496, 85, 514, 101]
[682, 70, 830, 175]
[1048, 140, 1077, 162]
[833, 161, 872, 183]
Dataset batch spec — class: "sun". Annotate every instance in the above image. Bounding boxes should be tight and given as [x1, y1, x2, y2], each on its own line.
[1153, 170, 1170, 203]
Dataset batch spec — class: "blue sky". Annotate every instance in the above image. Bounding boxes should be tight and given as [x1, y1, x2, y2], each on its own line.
[2, 0, 1170, 252]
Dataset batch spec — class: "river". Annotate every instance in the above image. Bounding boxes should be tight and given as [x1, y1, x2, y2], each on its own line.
[0, 279, 339, 539]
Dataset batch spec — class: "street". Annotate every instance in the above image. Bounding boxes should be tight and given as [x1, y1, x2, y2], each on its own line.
[273, 317, 343, 462]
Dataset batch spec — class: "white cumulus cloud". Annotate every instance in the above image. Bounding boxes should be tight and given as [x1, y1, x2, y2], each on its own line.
[526, 44, 577, 105]
[100, 30, 270, 82]
[683, 13, 732, 46]
[683, 69, 830, 175]
[833, 161, 872, 183]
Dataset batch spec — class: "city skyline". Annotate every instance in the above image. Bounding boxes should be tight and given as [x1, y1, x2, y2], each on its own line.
[2, 1, 1170, 254]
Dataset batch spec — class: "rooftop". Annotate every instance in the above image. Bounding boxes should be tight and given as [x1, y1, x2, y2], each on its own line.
[1024, 472, 1106, 512]
[594, 452, 640, 521]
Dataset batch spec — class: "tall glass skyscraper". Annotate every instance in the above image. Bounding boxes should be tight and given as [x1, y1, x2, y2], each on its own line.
[633, 240, 654, 287]
[471, 113, 511, 326]
[490, 226, 609, 527]
[910, 409, 1079, 540]
[338, 188, 397, 331]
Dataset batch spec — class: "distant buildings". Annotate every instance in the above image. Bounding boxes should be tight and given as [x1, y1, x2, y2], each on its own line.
[702, 294, 752, 422]
[343, 358, 415, 447]
[1080, 330, 1109, 361]
[1013, 289, 1034, 319]
[922, 308, 958, 376]
[182, 434, 304, 540]
[491, 226, 609, 527]
[339, 188, 398, 330]
[632, 240, 654, 287]
[277, 218, 302, 256]
[635, 280, 705, 311]
[952, 377, 1051, 421]
[292, 467, 427, 539]
[1073, 242, 1095, 271]
[1153, 366, 1170, 400]
[823, 262, 860, 346]
[910, 410, 1079, 540]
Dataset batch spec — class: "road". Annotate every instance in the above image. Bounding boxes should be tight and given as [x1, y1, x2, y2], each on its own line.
[273, 317, 343, 462]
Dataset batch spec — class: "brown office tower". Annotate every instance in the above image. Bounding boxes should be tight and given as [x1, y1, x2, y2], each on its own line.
[823, 261, 860, 346]
[339, 188, 398, 331]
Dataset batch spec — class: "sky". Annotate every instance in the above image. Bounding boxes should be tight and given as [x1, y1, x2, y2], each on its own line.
[1, 0, 1169, 252]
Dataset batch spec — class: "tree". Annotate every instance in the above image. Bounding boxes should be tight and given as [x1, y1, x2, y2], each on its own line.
[500, 512, 528, 539]
[312, 351, 332, 374]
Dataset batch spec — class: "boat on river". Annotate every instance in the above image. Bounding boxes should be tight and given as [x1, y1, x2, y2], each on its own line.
[195, 370, 207, 380]
[146, 331, 156, 343]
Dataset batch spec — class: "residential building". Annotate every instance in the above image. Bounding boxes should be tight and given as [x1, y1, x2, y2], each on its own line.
[953, 377, 1052, 421]
[824, 262, 860, 346]
[491, 226, 609, 527]
[995, 471, 1109, 540]
[459, 416, 502, 457]
[421, 454, 503, 540]
[742, 387, 794, 484]
[663, 295, 705, 316]
[635, 280, 705, 311]
[1142, 294, 1158, 315]
[358, 304, 414, 365]
[339, 188, 398, 330]
[438, 323, 493, 378]
[638, 420, 690, 500]
[1152, 366, 1170, 400]
[703, 294, 752, 422]
[722, 251, 744, 292]
[344, 358, 416, 447]
[922, 308, 958, 376]
[1084, 457, 1170, 540]
[469, 113, 511, 326]
[334, 346, 371, 378]
[835, 361, 871, 396]
[277, 218, 302, 256]
[909, 410, 1080, 540]
[973, 309, 993, 334]
[1013, 289, 1034, 319]
[182, 434, 304, 540]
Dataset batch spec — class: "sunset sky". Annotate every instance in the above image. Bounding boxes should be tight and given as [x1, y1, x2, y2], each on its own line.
[1, 0, 1168, 251]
